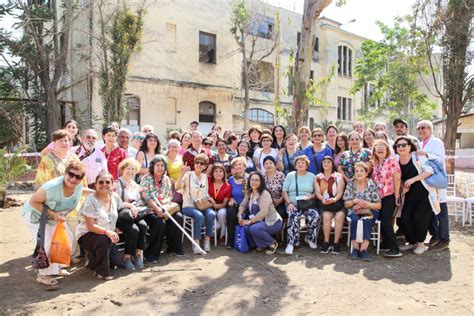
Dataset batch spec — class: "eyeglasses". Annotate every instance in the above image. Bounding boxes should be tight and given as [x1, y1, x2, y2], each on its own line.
[203, 143, 212, 146]
[85, 135, 97, 140]
[67, 171, 84, 181]
[98, 180, 112, 185]
[417, 126, 428, 130]
[395, 143, 408, 148]
[195, 161, 207, 166]
[133, 136, 145, 141]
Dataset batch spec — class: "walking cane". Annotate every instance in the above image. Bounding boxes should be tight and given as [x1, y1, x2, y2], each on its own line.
[152, 196, 206, 255]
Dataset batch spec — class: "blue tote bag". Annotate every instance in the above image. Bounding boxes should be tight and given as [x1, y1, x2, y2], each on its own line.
[234, 225, 249, 253]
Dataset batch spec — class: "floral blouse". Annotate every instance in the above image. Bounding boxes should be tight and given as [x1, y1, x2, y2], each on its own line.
[343, 179, 380, 215]
[263, 171, 285, 200]
[35, 152, 85, 189]
[338, 148, 372, 179]
[371, 156, 401, 198]
[140, 174, 174, 207]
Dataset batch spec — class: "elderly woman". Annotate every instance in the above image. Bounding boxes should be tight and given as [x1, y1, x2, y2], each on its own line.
[114, 158, 147, 270]
[303, 128, 333, 175]
[238, 172, 283, 254]
[213, 138, 233, 176]
[226, 156, 248, 249]
[237, 140, 256, 173]
[343, 162, 382, 261]
[136, 132, 162, 177]
[282, 155, 319, 255]
[263, 156, 286, 221]
[24, 160, 87, 287]
[371, 140, 402, 258]
[394, 136, 435, 255]
[281, 133, 303, 176]
[208, 164, 232, 241]
[315, 156, 345, 254]
[338, 131, 372, 183]
[226, 134, 239, 156]
[166, 139, 184, 182]
[297, 126, 312, 151]
[40, 120, 82, 157]
[141, 155, 184, 262]
[101, 126, 127, 180]
[176, 154, 216, 254]
[253, 134, 282, 172]
[77, 172, 121, 280]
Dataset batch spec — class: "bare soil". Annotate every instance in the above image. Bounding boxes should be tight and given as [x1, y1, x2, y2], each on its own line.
[0, 193, 473, 315]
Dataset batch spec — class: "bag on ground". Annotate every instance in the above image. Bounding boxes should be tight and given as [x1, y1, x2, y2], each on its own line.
[234, 225, 249, 253]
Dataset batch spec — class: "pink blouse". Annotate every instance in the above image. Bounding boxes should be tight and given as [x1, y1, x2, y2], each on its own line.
[371, 156, 400, 198]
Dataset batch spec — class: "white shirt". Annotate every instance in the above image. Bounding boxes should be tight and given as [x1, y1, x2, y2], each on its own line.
[70, 145, 108, 185]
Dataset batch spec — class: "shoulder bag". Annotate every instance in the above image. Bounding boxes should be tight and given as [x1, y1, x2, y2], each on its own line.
[350, 180, 373, 217]
[295, 173, 316, 211]
[188, 173, 213, 211]
[31, 205, 50, 270]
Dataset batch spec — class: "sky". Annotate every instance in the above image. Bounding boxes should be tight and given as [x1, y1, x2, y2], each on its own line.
[264, 0, 416, 41]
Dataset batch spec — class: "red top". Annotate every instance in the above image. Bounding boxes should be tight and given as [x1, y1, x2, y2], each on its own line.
[101, 145, 126, 180]
[207, 177, 232, 204]
[182, 146, 214, 171]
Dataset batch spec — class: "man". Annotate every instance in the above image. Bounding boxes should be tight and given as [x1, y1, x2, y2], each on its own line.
[416, 120, 450, 250]
[353, 121, 365, 135]
[141, 124, 154, 134]
[189, 120, 200, 132]
[392, 118, 420, 149]
[118, 128, 137, 158]
[70, 129, 107, 189]
[182, 130, 213, 170]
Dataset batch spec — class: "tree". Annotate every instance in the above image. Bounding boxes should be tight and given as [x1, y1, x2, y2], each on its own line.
[0, 0, 73, 141]
[351, 19, 437, 125]
[230, 0, 279, 131]
[411, 0, 473, 152]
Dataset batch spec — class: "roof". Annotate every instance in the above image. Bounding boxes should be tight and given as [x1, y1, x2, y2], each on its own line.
[433, 112, 474, 125]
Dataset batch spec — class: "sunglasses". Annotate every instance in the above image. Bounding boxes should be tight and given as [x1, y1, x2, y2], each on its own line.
[203, 143, 212, 146]
[312, 134, 323, 138]
[98, 180, 112, 185]
[195, 161, 207, 166]
[417, 126, 428, 130]
[67, 171, 84, 181]
[395, 143, 408, 148]
[133, 136, 145, 141]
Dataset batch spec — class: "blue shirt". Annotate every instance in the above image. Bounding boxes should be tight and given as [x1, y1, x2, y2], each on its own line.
[303, 145, 334, 175]
[229, 175, 248, 205]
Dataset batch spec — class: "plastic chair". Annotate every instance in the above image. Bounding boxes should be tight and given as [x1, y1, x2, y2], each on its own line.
[446, 174, 466, 225]
[346, 217, 381, 255]
[182, 215, 218, 246]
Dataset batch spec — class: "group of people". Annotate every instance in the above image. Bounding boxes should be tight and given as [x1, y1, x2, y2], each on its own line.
[24, 117, 451, 287]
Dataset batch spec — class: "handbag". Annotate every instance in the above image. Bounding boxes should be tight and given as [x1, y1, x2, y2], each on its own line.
[424, 159, 448, 189]
[31, 206, 50, 270]
[234, 225, 249, 253]
[188, 173, 213, 211]
[49, 222, 71, 266]
[153, 194, 180, 221]
[350, 180, 373, 217]
[295, 173, 316, 211]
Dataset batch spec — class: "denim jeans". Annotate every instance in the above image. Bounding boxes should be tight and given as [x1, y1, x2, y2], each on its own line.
[429, 202, 450, 242]
[182, 207, 216, 239]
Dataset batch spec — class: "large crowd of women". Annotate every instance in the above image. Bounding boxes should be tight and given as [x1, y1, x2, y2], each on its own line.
[24, 118, 451, 287]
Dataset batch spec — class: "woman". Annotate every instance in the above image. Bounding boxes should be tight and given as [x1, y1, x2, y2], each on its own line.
[101, 126, 127, 180]
[137, 132, 162, 177]
[253, 134, 282, 172]
[213, 138, 233, 176]
[334, 133, 348, 166]
[238, 172, 283, 254]
[35, 129, 82, 189]
[247, 126, 263, 159]
[338, 131, 372, 183]
[207, 132, 219, 154]
[24, 161, 86, 286]
[375, 131, 389, 142]
[394, 136, 435, 255]
[226, 134, 239, 156]
[282, 156, 319, 255]
[76, 172, 121, 280]
[363, 128, 376, 150]
[281, 133, 303, 176]
[371, 140, 402, 258]
[297, 126, 312, 151]
[176, 154, 216, 254]
[343, 162, 381, 261]
[237, 140, 256, 173]
[226, 156, 248, 249]
[179, 132, 192, 155]
[131, 132, 145, 152]
[211, 124, 222, 136]
[165, 139, 184, 182]
[208, 164, 232, 242]
[40, 120, 82, 157]
[223, 130, 233, 142]
[141, 155, 184, 262]
[315, 156, 345, 254]
[114, 158, 147, 270]
[325, 124, 339, 151]
[271, 125, 287, 150]
[262, 156, 286, 221]
[303, 128, 333, 175]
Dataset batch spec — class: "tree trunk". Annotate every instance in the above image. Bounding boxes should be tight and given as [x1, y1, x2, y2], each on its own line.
[45, 89, 62, 141]
[291, 0, 332, 131]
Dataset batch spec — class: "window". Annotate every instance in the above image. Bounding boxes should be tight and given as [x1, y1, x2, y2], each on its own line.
[251, 15, 274, 39]
[337, 97, 352, 121]
[309, 118, 315, 130]
[249, 108, 274, 125]
[314, 36, 319, 52]
[246, 60, 274, 92]
[166, 23, 176, 52]
[122, 95, 141, 131]
[338, 45, 353, 77]
[199, 31, 216, 64]
[199, 101, 216, 123]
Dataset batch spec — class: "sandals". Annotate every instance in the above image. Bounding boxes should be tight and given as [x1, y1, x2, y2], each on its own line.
[56, 269, 71, 276]
[94, 272, 114, 281]
[37, 275, 59, 286]
[265, 242, 279, 255]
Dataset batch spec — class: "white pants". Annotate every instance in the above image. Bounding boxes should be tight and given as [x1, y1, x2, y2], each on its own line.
[23, 213, 74, 276]
[65, 217, 80, 258]
[215, 208, 227, 239]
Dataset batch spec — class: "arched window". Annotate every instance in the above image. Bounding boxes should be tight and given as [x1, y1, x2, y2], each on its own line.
[249, 108, 274, 125]
[199, 101, 216, 123]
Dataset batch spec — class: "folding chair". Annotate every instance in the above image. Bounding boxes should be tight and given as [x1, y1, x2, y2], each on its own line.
[346, 217, 381, 255]
[182, 215, 218, 246]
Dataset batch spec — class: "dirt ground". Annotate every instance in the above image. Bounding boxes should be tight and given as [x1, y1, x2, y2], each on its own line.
[0, 193, 473, 315]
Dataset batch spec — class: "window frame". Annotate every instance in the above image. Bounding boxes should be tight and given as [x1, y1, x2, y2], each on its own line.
[199, 31, 216, 64]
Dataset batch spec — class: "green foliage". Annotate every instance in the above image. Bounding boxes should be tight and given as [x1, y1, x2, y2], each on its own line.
[0, 147, 30, 190]
[100, 5, 144, 125]
[314, 119, 348, 133]
[351, 18, 437, 123]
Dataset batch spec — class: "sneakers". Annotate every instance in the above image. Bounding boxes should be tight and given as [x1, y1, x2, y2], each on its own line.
[285, 244, 294, 255]
[431, 240, 449, 251]
[384, 249, 402, 258]
[400, 244, 416, 251]
[122, 258, 135, 271]
[413, 245, 427, 255]
[134, 253, 144, 269]
[428, 237, 440, 247]
[192, 242, 203, 255]
[320, 242, 331, 254]
[304, 235, 317, 249]
[265, 241, 278, 255]
[349, 249, 359, 260]
[332, 243, 341, 255]
[203, 238, 211, 252]
[359, 250, 371, 261]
